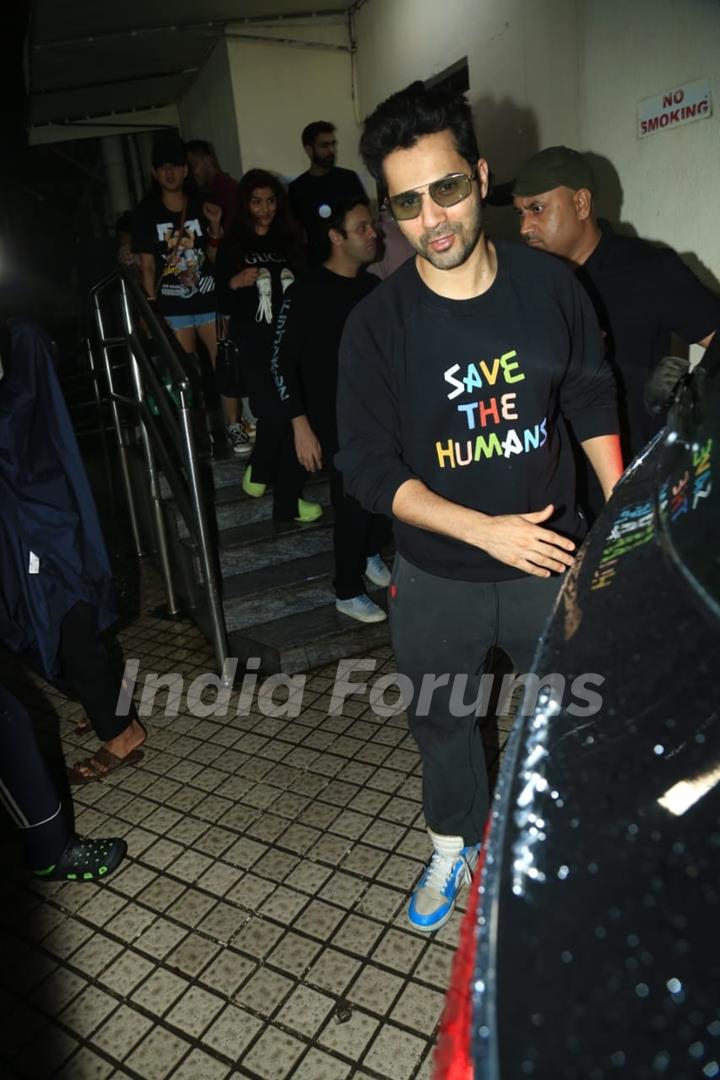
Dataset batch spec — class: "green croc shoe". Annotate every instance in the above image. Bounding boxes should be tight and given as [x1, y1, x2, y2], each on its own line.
[295, 498, 323, 523]
[33, 834, 127, 883]
[242, 465, 266, 498]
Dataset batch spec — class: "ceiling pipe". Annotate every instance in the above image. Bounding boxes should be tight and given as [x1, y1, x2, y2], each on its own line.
[32, 10, 351, 49]
[223, 30, 351, 51]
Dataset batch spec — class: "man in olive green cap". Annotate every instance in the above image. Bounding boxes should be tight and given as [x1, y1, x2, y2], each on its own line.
[513, 145, 719, 486]
[513, 146, 599, 266]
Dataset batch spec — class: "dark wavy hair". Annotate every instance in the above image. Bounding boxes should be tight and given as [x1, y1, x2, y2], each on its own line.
[223, 169, 301, 262]
[360, 81, 480, 189]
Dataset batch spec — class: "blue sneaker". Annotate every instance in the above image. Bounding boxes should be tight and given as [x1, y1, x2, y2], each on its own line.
[364, 553, 391, 588]
[408, 836, 480, 932]
[335, 594, 387, 623]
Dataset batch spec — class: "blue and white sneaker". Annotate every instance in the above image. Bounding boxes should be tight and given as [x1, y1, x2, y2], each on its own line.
[408, 834, 481, 932]
[364, 553, 392, 588]
[335, 593, 387, 623]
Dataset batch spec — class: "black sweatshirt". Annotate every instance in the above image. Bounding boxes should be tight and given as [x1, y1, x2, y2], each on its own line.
[272, 266, 378, 444]
[336, 239, 619, 581]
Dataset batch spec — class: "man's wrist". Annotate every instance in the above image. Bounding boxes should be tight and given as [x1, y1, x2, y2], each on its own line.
[458, 507, 492, 550]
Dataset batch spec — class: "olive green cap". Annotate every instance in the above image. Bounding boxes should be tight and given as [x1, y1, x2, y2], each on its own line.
[513, 146, 596, 197]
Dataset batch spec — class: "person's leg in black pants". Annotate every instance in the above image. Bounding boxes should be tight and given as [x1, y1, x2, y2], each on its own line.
[245, 364, 279, 486]
[246, 409, 279, 486]
[496, 574, 563, 674]
[388, 557, 562, 932]
[272, 420, 308, 522]
[324, 426, 391, 599]
[328, 462, 374, 599]
[366, 513, 393, 562]
[389, 555, 496, 844]
[0, 684, 126, 879]
[388, 554, 496, 931]
[58, 602, 145, 782]
[246, 371, 307, 519]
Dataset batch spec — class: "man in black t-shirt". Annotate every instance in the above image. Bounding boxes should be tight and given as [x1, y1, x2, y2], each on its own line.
[272, 197, 390, 622]
[337, 84, 622, 934]
[513, 146, 720, 467]
[288, 121, 366, 265]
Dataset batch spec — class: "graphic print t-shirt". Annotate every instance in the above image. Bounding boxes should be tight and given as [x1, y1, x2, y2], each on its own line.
[132, 196, 215, 316]
[215, 235, 298, 366]
[337, 240, 620, 582]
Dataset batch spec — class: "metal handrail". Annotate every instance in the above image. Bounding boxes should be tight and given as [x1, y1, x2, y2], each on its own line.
[88, 266, 229, 678]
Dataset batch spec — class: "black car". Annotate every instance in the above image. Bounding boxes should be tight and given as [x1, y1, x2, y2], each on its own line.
[437, 337, 720, 1080]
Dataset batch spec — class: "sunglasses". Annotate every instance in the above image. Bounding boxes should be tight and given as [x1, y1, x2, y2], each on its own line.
[385, 166, 478, 221]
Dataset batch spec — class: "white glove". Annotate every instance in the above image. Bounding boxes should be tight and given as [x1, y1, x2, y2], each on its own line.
[255, 268, 273, 324]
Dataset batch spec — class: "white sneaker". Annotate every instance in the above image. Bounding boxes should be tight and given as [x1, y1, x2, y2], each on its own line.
[335, 594, 387, 623]
[365, 554, 391, 588]
[226, 423, 252, 457]
[280, 267, 295, 294]
[408, 830, 480, 932]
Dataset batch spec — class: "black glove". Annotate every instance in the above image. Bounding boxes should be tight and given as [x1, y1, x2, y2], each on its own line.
[644, 355, 690, 415]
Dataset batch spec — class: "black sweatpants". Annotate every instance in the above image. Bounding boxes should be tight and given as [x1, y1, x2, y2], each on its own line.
[0, 685, 69, 869]
[246, 356, 306, 521]
[57, 602, 132, 742]
[249, 410, 307, 521]
[327, 459, 391, 600]
[389, 555, 562, 845]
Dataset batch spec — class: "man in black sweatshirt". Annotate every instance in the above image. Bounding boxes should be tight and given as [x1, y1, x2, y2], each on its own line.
[336, 83, 623, 933]
[272, 196, 391, 621]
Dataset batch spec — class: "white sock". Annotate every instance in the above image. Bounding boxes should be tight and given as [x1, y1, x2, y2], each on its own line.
[428, 828, 464, 858]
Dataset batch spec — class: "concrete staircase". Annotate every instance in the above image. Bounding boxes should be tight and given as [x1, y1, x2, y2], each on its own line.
[163, 457, 391, 674]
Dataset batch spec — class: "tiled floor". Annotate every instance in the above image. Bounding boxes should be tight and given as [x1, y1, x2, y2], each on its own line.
[0, 560, 512, 1080]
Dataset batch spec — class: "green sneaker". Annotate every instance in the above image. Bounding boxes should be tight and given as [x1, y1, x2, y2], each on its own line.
[242, 465, 266, 498]
[295, 498, 323, 523]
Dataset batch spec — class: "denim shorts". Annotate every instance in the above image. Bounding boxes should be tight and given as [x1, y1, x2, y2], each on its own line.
[164, 312, 215, 331]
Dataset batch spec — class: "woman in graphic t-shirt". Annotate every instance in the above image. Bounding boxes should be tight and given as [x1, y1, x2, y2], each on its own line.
[132, 134, 231, 447]
[216, 169, 321, 523]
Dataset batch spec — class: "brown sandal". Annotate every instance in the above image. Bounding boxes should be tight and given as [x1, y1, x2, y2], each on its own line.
[68, 746, 144, 786]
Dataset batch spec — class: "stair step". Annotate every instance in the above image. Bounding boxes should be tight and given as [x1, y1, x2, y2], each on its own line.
[227, 592, 390, 674]
[218, 510, 332, 555]
[223, 575, 341, 634]
[154, 446, 391, 674]
[160, 458, 329, 501]
[173, 480, 331, 538]
[200, 457, 246, 493]
[220, 531, 334, 583]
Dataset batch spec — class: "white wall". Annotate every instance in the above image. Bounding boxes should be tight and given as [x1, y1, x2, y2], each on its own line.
[354, 0, 580, 233]
[578, 0, 720, 289]
[179, 38, 242, 180]
[225, 19, 365, 187]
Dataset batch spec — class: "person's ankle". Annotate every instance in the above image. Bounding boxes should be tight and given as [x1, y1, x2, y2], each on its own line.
[105, 718, 145, 757]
